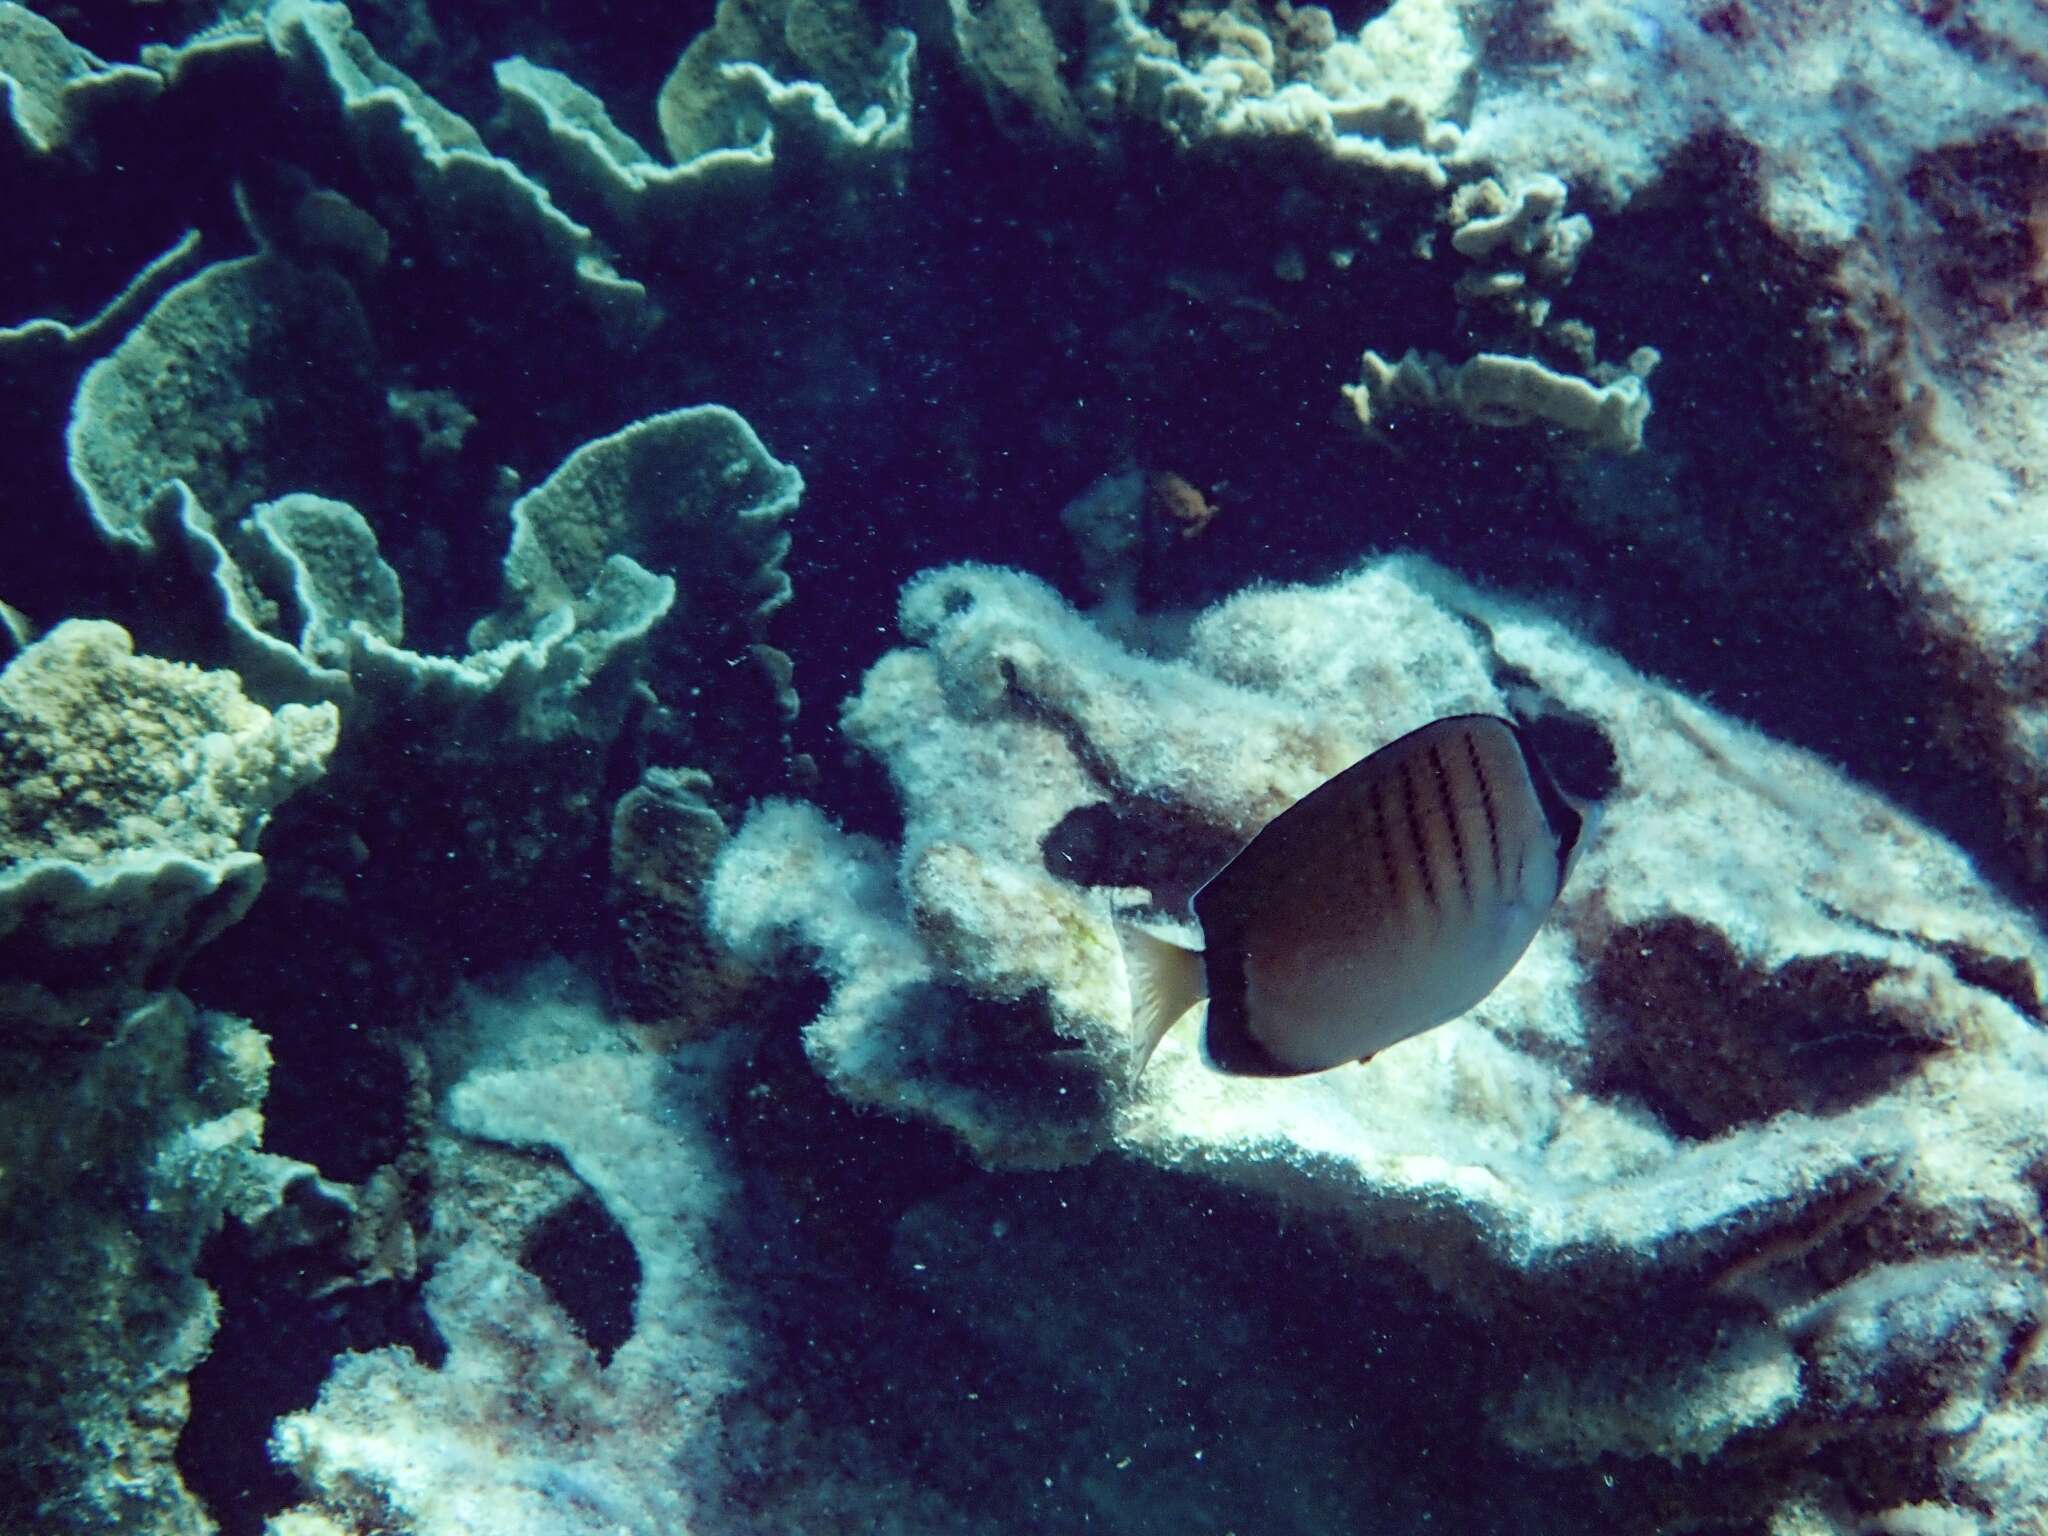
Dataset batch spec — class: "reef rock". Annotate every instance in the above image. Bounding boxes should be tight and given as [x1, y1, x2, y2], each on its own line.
[606, 766, 755, 1043]
[0, 619, 345, 1533]
[715, 557, 2048, 1532]
[1463, 0, 2048, 894]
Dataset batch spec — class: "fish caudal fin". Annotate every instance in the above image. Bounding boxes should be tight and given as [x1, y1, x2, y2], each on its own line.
[1116, 922, 1207, 1077]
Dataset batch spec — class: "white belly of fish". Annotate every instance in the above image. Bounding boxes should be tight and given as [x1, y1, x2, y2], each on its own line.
[1241, 866, 1558, 1073]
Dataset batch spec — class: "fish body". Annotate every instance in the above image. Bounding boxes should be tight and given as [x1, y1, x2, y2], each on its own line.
[1119, 714, 1594, 1077]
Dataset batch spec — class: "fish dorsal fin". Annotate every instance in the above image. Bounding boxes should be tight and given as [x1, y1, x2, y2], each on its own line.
[1116, 922, 1206, 1077]
[1196, 713, 1525, 927]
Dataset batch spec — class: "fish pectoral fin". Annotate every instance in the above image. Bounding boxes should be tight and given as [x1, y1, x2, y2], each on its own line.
[1116, 921, 1207, 1078]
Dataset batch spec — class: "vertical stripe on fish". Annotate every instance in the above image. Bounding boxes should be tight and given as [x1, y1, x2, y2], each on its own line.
[1118, 713, 1596, 1078]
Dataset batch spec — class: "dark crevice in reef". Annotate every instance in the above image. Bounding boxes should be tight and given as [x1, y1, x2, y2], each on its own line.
[1583, 915, 1953, 1140]
[716, 1101, 1965, 1532]
[1316, 0, 1399, 33]
[1929, 939, 2047, 1026]
[253, 1014, 418, 1186]
[1043, 798, 1248, 912]
[706, 985, 1004, 1522]
[179, 1217, 444, 1536]
[520, 1189, 641, 1367]
[1903, 125, 2048, 340]
[713, 972, 981, 1282]
[1501, 705, 1623, 808]
[763, 125, 1451, 811]
[180, 728, 622, 1068]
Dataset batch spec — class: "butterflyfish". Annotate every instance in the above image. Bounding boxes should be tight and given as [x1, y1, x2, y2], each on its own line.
[1117, 714, 1597, 1078]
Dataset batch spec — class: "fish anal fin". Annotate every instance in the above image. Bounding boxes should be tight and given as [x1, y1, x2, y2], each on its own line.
[1116, 921, 1207, 1078]
[1357, 1051, 1377, 1066]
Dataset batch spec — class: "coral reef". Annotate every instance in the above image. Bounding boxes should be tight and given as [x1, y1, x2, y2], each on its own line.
[716, 557, 2048, 1531]
[0, 1, 160, 155]
[1347, 345, 1657, 451]
[267, 0, 653, 338]
[4, 0, 2047, 1529]
[931, 0, 1646, 437]
[67, 252, 379, 551]
[74, 343, 806, 1005]
[654, 0, 914, 169]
